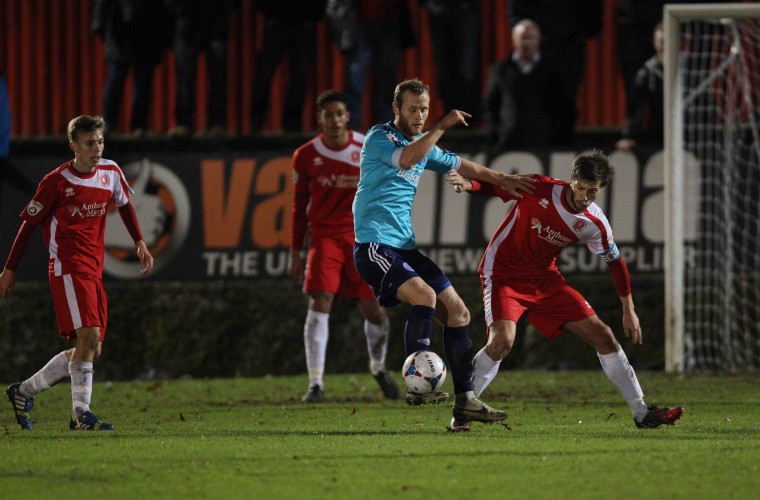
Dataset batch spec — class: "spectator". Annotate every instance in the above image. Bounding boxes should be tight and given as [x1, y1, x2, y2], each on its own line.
[509, 0, 603, 132]
[249, 1, 326, 133]
[484, 20, 575, 153]
[92, 0, 171, 138]
[166, 0, 239, 138]
[615, 0, 666, 112]
[326, 0, 416, 129]
[423, 0, 482, 120]
[616, 21, 664, 152]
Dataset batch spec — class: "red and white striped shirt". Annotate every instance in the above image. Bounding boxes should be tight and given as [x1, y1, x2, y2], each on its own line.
[290, 131, 364, 250]
[478, 175, 617, 284]
[20, 159, 133, 277]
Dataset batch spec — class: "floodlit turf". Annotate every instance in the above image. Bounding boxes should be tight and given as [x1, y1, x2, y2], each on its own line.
[1, 371, 758, 499]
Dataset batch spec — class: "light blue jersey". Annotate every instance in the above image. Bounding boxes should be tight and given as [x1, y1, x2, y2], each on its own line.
[353, 121, 461, 250]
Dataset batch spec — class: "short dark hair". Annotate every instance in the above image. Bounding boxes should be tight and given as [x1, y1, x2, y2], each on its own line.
[316, 89, 347, 110]
[393, 79, 430, 108]
[570, 150, 614, 187]
[68, 115, 105, 142]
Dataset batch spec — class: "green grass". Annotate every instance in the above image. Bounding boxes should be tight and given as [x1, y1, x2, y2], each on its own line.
[1, 371, 759, 499]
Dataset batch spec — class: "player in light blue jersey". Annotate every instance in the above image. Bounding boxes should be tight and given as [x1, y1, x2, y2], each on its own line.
[352, 79, 535, 431]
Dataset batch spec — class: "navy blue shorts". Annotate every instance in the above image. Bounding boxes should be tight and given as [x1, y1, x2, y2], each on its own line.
[353, 242, 452, 307]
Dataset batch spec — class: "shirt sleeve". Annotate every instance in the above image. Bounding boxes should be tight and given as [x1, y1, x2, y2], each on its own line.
[425, 145, 461, 174]
[467, 180, 515, 202]
[4, 220, 35, 271]
[118, 202, 144, 244]
[20, 177, 57, 225]
[363, 126, 405, 169]
[111, 163, 134, 208]
[607, 256, 632, 297]
[290, 148, 310, 251]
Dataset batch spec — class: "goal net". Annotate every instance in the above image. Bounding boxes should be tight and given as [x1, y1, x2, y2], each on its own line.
[665, 4, 760, 371]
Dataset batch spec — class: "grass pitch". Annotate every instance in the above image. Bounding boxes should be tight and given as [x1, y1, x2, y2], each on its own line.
[1, 371, 758, 499]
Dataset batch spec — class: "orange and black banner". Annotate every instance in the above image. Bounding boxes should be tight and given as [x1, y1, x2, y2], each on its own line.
[1, 148, 669, 281]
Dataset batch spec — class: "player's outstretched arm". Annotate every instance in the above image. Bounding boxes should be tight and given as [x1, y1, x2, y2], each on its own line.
[458, 158, 535, 198]
[399, 109, 471, 169]
[446, 169, 473, 193]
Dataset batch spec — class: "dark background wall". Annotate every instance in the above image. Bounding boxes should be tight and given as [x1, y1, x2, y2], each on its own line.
[1, 0, 628, 136]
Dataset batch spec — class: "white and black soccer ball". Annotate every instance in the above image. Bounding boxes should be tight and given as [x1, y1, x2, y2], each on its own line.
[402, 351, 447, 395]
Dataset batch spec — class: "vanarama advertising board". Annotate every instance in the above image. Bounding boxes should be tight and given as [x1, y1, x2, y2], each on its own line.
[1, 148, 689, 280]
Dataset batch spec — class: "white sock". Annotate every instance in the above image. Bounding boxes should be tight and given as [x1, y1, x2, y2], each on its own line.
[69, 361, 94, 420]
[19, 351, 70, 398]
[455, 391, 477, 404]
[598, 350, 648, 421]
[364, 318, 389, 374]
[472, 348, 501, 397]
[304, 310, 329, 388]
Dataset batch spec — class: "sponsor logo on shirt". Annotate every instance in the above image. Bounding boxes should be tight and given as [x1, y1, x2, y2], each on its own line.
[68, 201, 107, 218]
[396, 165, 424, 185]
[26, 200, 43, 216]
[317, 174, 359, 188]
[531, 218, 573, 247]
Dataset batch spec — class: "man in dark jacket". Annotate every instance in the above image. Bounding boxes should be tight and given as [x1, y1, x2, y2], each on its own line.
[92, 0, 171, 137]
[165, 0, 239, 137]
[484, 20, 575, 153]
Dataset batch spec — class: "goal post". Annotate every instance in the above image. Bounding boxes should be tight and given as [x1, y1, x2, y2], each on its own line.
[664, 3, 760, 372]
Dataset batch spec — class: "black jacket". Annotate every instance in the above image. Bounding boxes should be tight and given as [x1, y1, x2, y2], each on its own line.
[92, 0, 172, 64]
[484, 55, 575, 150]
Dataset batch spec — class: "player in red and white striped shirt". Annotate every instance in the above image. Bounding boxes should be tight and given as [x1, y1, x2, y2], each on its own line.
[290, 90, 399, 403]
[447, 151, 683, 431]
[1, 115, 153, 431]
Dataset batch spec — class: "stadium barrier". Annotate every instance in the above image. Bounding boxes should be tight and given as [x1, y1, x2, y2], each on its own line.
[0, 136, 667, 380]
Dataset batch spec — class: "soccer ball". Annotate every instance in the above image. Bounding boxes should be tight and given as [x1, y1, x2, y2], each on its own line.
[402, 351, 447, 395]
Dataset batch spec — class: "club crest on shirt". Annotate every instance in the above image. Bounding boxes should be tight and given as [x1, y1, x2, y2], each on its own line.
[100, 175, 109, 186]
[385, 133, 401, 146]
[26, 200, 43, 216]
[573, 220, 587, 231]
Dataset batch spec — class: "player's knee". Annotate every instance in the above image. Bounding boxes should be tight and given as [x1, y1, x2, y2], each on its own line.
[413, 287, 437, 308]
[487, 330, 514, 358]
[594, 325, 619, 354]
[360, 301, 387, 325]
[445, 300, 470, 327]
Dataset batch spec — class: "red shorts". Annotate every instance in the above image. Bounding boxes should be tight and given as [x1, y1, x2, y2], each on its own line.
[49, 273, 108, 341]
[305, 232, 374, 300]
[482, 275, 595, 340]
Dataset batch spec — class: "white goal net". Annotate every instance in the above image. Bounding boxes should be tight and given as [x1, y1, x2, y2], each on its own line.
[665, 4, 760, 371]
